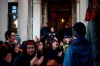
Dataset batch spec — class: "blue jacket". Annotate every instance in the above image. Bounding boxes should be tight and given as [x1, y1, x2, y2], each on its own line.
[63, 37, 93, 66]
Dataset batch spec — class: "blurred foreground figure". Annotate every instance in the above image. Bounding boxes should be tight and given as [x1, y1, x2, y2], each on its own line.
[0, 44, 12, 66]
[63, 22, 93, 66]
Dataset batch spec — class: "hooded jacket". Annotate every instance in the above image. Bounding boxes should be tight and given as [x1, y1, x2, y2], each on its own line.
[63, 37, 93, 66]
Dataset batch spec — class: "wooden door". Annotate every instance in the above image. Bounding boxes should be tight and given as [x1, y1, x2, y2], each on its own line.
[48, 2, 72, 32]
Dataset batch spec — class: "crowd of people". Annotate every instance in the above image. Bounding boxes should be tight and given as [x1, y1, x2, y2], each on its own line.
[0, 22, 94, 66]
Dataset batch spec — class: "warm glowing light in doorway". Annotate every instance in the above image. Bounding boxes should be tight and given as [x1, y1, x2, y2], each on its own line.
[61, 18, 65, 23]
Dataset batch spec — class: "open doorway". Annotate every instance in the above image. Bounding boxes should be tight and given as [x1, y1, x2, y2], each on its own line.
[47, 0, 72, 32]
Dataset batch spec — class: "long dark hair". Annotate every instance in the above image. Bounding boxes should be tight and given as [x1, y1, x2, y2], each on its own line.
[21, 40, 36, 56]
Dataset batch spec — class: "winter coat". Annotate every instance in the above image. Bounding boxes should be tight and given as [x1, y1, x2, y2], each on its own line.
[63, 37, 93, 66]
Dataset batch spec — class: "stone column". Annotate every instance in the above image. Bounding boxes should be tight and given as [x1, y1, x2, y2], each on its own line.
[33, 0, 42, 39]
[72, 0, 77, 26]
[80, 0, 87, 22]
[27, 0, 33, 40]
[18, 0, 28, 42]
[42, 2, 48, 24]
[0, 0, 8, 41]
[80, 0, 88, 25]
[76, 0, 80, 22]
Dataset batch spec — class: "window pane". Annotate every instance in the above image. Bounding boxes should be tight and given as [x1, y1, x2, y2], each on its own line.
[12, 10, 16, 13]
[12, 6, 16, 9]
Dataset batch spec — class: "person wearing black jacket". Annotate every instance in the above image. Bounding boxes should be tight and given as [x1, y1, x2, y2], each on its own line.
[0, 44, 12, 66]
[46, 39, 64, 64]
[4, 30, 16, 65]
[13, 40, 37, 66]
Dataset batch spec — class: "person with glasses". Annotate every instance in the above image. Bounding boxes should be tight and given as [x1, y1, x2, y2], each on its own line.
[4, 30, 16, 65]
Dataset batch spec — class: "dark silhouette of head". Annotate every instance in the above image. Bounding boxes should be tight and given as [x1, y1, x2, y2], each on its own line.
[5, 30, 15, 40]
[72, 22, 86, 37]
